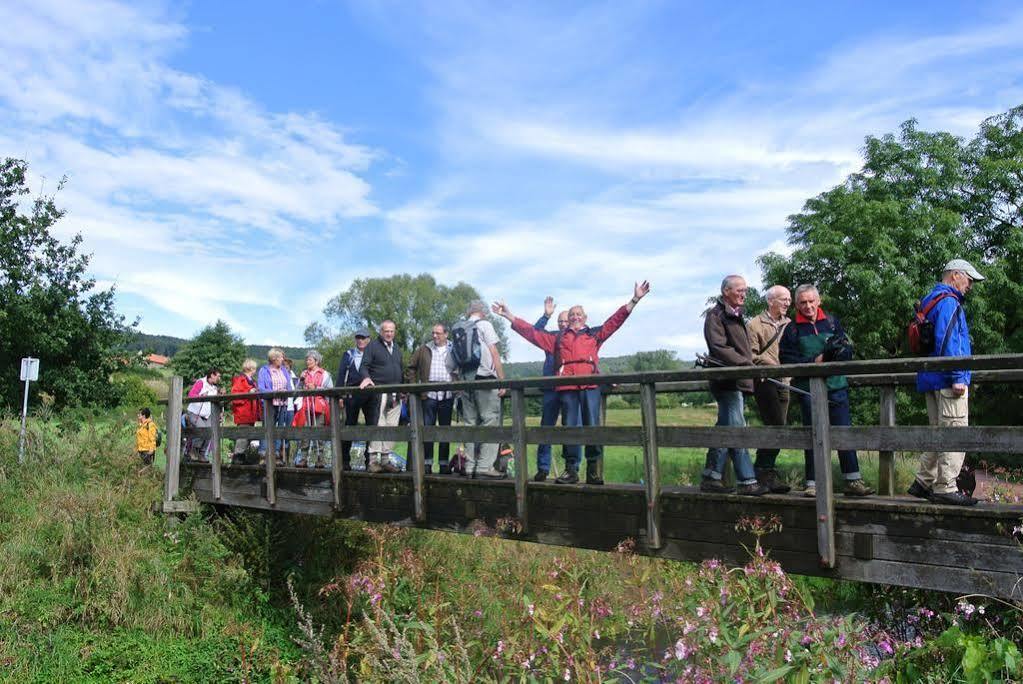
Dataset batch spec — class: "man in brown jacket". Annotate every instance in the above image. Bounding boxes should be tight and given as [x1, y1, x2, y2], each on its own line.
[405, 323, 457, 473]
[701, 275, 767, 496]
[747, 285, 792, 493]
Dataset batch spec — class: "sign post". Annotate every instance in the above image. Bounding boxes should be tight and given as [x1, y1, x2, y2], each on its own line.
[19, 357, 39, 464]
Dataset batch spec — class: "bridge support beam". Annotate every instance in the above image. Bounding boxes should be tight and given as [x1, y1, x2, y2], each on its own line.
[511, 388, 529, 532]
[639, 382, 662, 549]
[163, 376, 183, 504]
[408, 394, 427, 522]
[210, 402, 223, 500]
[877, 386, 897, 496]
[810, 377, 836, 568]
[330, 395, 344, 511]
[263, 398, 276, 506]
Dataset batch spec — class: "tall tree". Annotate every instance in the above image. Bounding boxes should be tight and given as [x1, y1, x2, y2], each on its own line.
[170, 320, 246, 384]
[0, 158, 133, 408]
[312, 273, 509, 357]
[758, 107, 1023, 423]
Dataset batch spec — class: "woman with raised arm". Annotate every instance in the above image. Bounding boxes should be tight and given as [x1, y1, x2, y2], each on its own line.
[492, 281, 650, 485]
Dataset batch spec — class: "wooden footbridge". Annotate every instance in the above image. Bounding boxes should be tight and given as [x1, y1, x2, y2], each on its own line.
[163, 355, 1023, 599]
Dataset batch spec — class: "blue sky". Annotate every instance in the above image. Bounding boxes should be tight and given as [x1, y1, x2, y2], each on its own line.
[2, 1, 1021, 362]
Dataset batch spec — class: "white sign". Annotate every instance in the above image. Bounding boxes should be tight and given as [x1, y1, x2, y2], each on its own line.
[20, 357, 39, 382]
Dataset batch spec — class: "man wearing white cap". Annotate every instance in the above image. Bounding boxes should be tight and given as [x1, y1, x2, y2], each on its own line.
[909, 258, 985, 506]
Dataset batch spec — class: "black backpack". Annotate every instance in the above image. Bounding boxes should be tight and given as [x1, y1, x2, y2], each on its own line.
[449, 318, 482, 375]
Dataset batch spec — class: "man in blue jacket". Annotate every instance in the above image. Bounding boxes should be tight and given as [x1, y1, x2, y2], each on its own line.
[910, 259, 985, 506]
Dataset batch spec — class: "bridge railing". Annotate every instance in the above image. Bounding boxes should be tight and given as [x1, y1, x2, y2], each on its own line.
[164, 354, 1023, 568]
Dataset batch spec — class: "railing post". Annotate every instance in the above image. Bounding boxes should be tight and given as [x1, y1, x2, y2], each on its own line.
[329, 395, 344, 512]
[263, 398, 276, 506]
[510, 388, 529, 532]
[809, 377, 835, 568]
[163, 376, 183, 503]
[210, 401, 223, 500]
[639, 382, 662, 549]
[877, 386, 897, 496]
[600, 390, 608, 425]
[408, 393, 427, 522]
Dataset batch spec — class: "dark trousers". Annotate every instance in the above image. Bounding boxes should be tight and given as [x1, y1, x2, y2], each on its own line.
[536, 388, 570, 473]
[561, 388, 603, 471]
[752, 380, 790, 470]
[342, 394, 374, 469]
[798, 387, 862, 482]
[422, 396, 454, 472]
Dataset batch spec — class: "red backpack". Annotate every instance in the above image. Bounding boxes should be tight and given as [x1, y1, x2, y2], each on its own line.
[907, 293, 959, 355]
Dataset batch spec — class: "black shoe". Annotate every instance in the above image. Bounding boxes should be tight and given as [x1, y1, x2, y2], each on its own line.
[585, 476, 604, 486]
[439, 464, 451, 475]
[756, 468, 791, 494]
[473, 471, 507, 480]
[533, 470, 548, 482]
[699, 477, 735, 494]
[907, 480, 932, 500]
[930, 491, 978, 506]
[737, 482, 769, 496]
[555, 470, 579, 485]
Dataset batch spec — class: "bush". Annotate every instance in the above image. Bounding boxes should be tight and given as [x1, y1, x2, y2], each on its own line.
[111, 373, 159, 410]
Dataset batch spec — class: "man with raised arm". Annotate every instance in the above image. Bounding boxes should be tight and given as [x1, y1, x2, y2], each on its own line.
[531, 297, 575, 482]
[701, 275, 768, 496]
[909, 259, 984, 506]
[492, 281, 650, 485]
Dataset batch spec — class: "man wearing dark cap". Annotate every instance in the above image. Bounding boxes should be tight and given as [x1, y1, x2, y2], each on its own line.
[337, 328, 372, 469]
[910, 258, 985, 506]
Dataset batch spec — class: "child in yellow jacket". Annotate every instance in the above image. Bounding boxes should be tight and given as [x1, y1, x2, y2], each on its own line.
[136, 407, 157, 465]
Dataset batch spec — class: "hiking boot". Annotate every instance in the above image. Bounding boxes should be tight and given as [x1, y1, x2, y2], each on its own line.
[585, 476, 605, 485]
[699, 478, 735, 494]
[930, 491, 978, 506]
[555, 470, 580, 485]
[907, 480, 932, 500]
[737, 482, 769, 496]
[803, 484, 816, 498]
[756, 468, 791, 494]
[473, 471, 508, 480]
[844, 479, 875, 497]
[533, 470, 549, 483]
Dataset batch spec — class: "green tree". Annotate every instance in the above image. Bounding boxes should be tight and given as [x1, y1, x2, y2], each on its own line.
[170, 320, 246, 383]
[0, 158, 133, 408]
[311, 273, 509, 359]
[758, 106, 1023, 424]
[630, 349, 682, 372]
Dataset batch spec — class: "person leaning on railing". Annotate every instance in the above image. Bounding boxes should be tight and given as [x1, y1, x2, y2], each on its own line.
[294, 350, 333, 468]
[185, 368, 221, 462]
[337, 328, 372, 470]
[229, 359, 261, 465]
[909, 259, 985, 507]
[492, 280, 650, 485]
[358, 320, 405, 472]
[778, 284, 874, 498]
[405, 323, 457, 474]
[257, 348, 293, 465]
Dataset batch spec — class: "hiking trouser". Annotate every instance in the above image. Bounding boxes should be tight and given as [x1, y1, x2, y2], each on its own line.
[916, 387, 969, 495]
[752, 380, 789, 470]
[799, 388, 862, 485]
[561, 388, 603, 472]
[461, 386, 501, 475]
[703, 389, 757, 485]
[422, 396, 454, 472]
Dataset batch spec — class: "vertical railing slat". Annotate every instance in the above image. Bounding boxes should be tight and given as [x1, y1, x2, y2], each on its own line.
[163, 376, 184, 504]
[263, 398, 276, 506]
[210, 401, 222, 500]
[408, 393, 427, 522]
[511, 388, 529, 532]
[877, 385, 897, 496]
[639, 382, 662, 549]
[329, 395, 344, 512]
[809, 377, 836, 568]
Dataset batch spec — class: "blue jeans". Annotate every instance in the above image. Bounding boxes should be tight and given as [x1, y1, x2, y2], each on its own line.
[258, 405, 293, 457]
[422, 396, 454, 471]
[560, 388, 602, 471]
[703, 389, 757, 485]
[536, 389, 575, 472]
[798, 388, 862, 484]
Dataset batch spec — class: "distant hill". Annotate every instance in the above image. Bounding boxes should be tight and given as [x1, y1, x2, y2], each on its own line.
[124, 332, 307, 363]
[503, 354, 690, 379]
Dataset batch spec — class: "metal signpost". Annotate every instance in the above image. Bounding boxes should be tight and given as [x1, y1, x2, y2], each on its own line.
[19, 357, 39, 464]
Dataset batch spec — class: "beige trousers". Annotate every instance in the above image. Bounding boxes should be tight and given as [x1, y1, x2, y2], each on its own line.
[369, 394, 402, 455]
[916, 387, 969, 494]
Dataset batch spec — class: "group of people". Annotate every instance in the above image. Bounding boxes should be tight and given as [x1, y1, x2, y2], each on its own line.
[163, 259, 983, 506]
[701, 258, 983, 506]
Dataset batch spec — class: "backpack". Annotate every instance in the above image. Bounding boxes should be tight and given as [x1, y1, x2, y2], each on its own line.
[907, 293, 959, 355]
[449, 318, 482, 375]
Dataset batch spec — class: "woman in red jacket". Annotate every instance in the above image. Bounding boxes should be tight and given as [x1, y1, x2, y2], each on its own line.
[230, 359, 261, 464]
[493, 281, 650, 484]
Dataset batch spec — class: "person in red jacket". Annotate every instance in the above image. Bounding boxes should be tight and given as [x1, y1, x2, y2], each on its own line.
[230, 359, 261, 464]
[493, 281, 650, 484]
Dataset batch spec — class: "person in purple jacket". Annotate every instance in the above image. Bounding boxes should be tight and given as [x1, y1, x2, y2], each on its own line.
[257, 347, 293, 464]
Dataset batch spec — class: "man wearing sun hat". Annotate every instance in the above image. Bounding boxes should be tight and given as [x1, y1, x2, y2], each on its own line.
[909, 258, 985, 506]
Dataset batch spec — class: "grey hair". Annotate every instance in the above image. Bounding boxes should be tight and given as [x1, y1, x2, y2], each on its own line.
[765, 285, 791, 302]
[432, 322, 449, 333]
[267, 347, 284, 362]
[793, 284, 819, 301]
[305, 349, 323, 364]
[467, 299, 487, 315]
[242, 358, 258, 373]
[720, 275, 745, 293]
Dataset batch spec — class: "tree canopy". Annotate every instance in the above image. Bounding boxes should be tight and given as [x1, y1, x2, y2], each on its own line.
[307, 273, 509, 371]
[170, 320, 247, 383]
[758, 106, 1023, 422]
[0, 158, 132, 408]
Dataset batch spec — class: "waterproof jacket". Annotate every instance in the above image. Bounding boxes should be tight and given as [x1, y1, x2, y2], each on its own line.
[136, 418, 157, 452]
[337, 348, 366, 388]
[511, 305, 631, 391]
[779, 307, 848, 392]
[360, 336, 404, 385]
[533, 313, 557, 376]
[916, 283, 971, 392]
[703, 301, 754, 394]
[230, 373, 261, 425]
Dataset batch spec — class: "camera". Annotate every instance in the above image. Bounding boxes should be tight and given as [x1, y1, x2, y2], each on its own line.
[822, 333, 853, 362]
